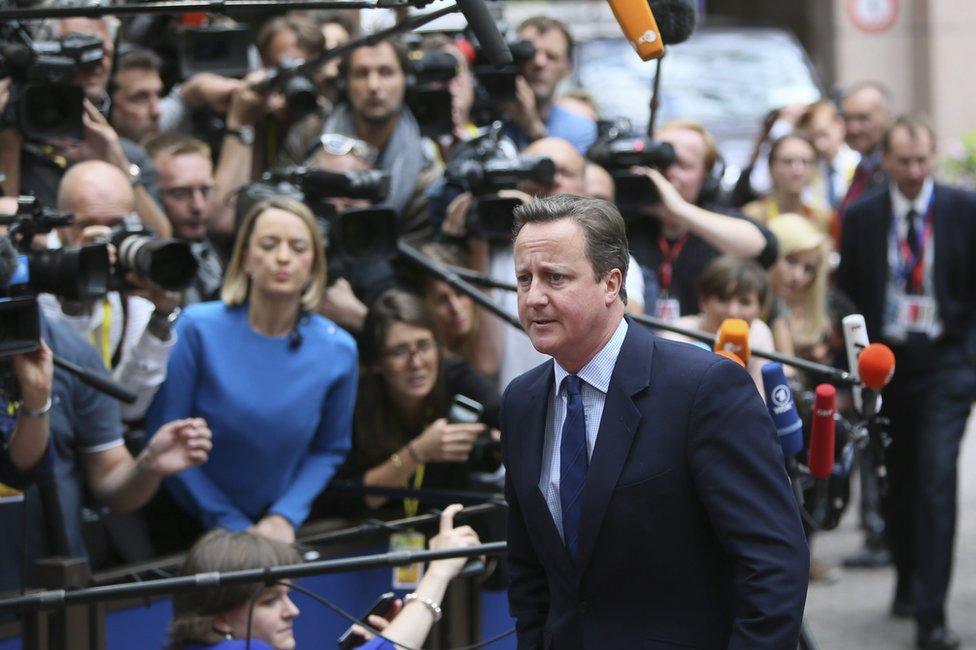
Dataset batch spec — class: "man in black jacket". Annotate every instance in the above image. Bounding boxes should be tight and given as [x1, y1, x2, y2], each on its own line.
[837, 115, 976, 650]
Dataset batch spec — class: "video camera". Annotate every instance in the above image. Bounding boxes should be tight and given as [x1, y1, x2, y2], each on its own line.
[236, 166, 397, 264]
[471, 39, 534, 126]
[444, 126, 554, 240]
[253, 58, 320, 121]
[178, 24, 251, 81]
[586, 121, 676, 212]
[109, 214, 199, 292]
[406, 48, 459, 140]
[0, 24, 103, 141]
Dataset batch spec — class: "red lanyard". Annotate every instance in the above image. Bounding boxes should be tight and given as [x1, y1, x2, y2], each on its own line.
[893, 195, 934, 293]
[657, 234, 690, 295]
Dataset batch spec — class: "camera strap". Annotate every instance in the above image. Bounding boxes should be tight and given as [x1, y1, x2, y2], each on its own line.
[87, 298, 113, 370]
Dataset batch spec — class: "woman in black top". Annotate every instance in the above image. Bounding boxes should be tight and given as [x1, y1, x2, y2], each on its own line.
[346, 290, 500, 510]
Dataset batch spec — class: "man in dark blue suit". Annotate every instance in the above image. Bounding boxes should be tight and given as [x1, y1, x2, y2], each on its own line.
[501, 194, 809, 649]
[837, 115, 976, 650]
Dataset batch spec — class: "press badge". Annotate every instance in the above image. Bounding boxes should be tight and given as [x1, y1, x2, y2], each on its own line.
[390, 530, 425, 590]
[884, 292, 938, 339]
[654, 298, 681, 322]
[0, 483, 24, 504]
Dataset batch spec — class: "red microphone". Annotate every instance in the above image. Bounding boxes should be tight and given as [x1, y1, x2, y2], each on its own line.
[858, 343, 896, 390]
[808, 384, 836, 480]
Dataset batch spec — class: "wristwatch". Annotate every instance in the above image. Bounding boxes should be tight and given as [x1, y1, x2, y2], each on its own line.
[128, 163, 143, 188]
[225, 125, 255, 145]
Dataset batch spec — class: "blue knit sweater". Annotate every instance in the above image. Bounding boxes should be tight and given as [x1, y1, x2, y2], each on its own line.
[146, 302, 357, 531]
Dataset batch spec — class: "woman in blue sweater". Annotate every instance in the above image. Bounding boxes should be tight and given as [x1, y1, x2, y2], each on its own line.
[147, 196, 357, 542]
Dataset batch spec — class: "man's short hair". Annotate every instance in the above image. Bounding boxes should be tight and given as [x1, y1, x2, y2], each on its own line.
[518, 16, 575, 64]
[256, 15, 326, 65]
[512, 194, 629, 304]
[114, 47, 162, 75]
[337, 38, 411, 83]
[882, 114, 936, 154]
[843, 80, 895, 112]
[657, 119, 719, 172]
[145, 132, 212, 162]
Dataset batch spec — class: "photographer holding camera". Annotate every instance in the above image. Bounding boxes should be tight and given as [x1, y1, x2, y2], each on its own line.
[38, 161, 182, 421]
[0, 17, 172, 239]
[501, 17, 597, 154]
[341, 290, 499, 512]
[322, 38, 441, 242]
[626, 120, 779, 320]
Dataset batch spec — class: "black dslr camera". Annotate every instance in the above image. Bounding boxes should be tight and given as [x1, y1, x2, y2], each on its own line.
[586, 120, 676, 212]
[0, 23, 104, 141]
[109, 214, 199, 292]
[406, 48, 459, 140]
[444, 126, 554, 240]
[471, 39, 535, 126]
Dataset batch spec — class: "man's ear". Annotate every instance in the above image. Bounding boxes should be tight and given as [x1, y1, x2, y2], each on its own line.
[604, 268, 623, 305]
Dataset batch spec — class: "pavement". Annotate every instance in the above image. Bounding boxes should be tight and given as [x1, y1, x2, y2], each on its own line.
[804, 409, 976, 649]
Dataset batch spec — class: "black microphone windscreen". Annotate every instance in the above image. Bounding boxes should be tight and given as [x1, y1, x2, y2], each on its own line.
[649, 0, 697, 44]
[456, 0, 513, 67]
[0, 236, 19, 289]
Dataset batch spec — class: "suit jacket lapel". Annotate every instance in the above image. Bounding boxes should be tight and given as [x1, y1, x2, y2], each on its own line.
[514, 361, 576, 577]
[931, 184, 949, 307]
[575, 322, 653, 580]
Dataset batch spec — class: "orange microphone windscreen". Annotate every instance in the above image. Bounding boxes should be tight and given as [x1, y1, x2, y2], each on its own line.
[858, 343, 896, 390]
[606, 0, 666, 61]
[715, 318, 751, 366]
[715, 349, 745, 367]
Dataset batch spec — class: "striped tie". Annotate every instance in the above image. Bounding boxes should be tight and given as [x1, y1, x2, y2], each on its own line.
[560, 375, 588, 562]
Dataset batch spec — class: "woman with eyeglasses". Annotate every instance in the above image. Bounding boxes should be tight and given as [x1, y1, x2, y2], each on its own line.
[342, 290, 500, 511]
[167, 504, 480, 649]
[743, 134, 839, 245]
[147, 196, 357, 545]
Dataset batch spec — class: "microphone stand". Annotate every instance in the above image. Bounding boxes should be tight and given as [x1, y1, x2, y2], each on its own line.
[0, 542, 507, 614]
[52, 355, 137, 404]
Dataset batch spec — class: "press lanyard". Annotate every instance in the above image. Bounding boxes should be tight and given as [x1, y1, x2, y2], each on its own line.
[891, 192, 935, 292]
[657, 234, 690, 295]
[403, 462, 425, 518]
[87, 299, 113, 370]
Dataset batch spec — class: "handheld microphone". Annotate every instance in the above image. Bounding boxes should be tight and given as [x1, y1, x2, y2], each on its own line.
[808, 384, 837, 480]
[858, 343, 895, 417]
[606, 0, 665, 61]
[761, 362, 803, 458]
[456, 0, 513, 66]
[841, 314, 869, 414]
[715, 318, 750, 366]
[605, 0, 697, 61]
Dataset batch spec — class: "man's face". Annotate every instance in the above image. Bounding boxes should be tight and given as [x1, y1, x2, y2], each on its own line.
[522, 138, 584, 197]
[61, 179, 133, 245]
[61, 18, 113, 102]
[883, 127, 935, 201]
[658, 127, 708, 204]
[583, 164, 615, 202]
[265, 28, 314, 68]
[800, 110, 845, 162]
[842, 88, 890, 155]
[111, 67, 163, 143]
[515, 218, 618, 368]
[155, 152, 214, 241]
[518, 25, 572, 106]
[346, 43, 405, 126]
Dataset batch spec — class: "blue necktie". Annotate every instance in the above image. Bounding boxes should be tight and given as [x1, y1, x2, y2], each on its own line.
[560, 375, 588, 562]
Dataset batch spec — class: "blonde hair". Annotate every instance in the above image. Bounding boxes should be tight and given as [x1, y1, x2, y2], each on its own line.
[221, 197, 327, 312]
[657, 119, 719, 173]
[767, 213, 829, 346]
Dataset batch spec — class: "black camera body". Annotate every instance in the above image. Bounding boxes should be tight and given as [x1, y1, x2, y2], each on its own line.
[447, 394, 500, 474]
[0, 29, 104, 141]
[406, 49, 459, 140]
[253, 59, 319, 121]
[587, 124, 676, 212]
[471, 39, 535, 126]
[109, 215, 199, 292]
[444, 128, 554, 240]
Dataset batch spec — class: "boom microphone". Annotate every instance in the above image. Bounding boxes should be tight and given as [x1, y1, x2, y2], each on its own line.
[649, 0, 698, 44]
[761, 362, 804, 458]
[606, 0, 697, 61]
[808, 384, 837, 480]
[841, 314, 869, 414]
[715, 318, 750, 366]
[456, 0, 513, 66]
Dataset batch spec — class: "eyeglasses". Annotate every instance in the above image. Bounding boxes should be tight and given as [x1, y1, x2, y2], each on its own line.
[383, 338, 437, 363]
[772, 157, 816, 168]
[319, 133, 377, 164]
[160, 185, 213, 201]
